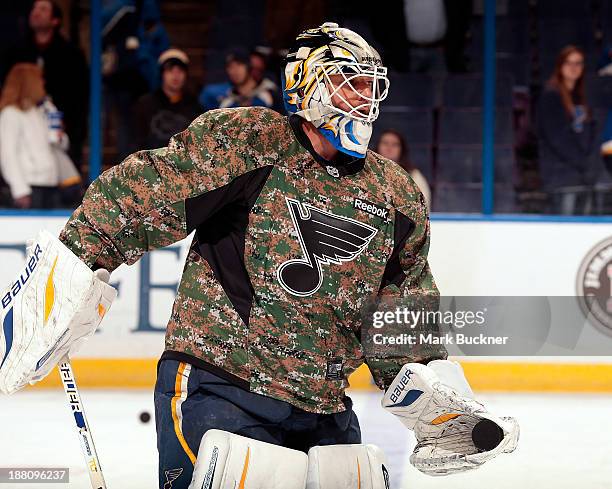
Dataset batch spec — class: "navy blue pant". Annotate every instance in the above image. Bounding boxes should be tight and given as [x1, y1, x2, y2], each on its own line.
[154, 359, 361, 489]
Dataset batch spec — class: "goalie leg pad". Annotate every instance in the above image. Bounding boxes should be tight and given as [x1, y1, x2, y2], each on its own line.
[188, 429, 308, 489]
[306, 444, 390, 489]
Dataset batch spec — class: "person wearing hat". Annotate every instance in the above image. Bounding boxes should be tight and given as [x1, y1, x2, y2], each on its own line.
[199, 48, 279, 112]
[2, 0, 89, 170]
[134, 48, 202, 150]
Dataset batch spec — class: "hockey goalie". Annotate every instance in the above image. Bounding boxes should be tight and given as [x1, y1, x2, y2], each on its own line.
[0, 22, 518, 489]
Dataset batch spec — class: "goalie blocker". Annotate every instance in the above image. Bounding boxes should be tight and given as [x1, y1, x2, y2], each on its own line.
[0, 231, 116, 394]
[189, 429, 390, 489]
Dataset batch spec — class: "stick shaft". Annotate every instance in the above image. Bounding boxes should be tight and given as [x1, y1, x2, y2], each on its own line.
[58, 357, 107, 489]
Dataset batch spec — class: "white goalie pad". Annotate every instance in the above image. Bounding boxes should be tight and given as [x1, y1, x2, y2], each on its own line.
[189, 430, 308, 489]
[382, 360, 519, 476]
[0, 231, 116, 394]
[307, 444, 390, 489]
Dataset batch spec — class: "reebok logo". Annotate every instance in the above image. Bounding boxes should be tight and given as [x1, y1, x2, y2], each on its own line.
[353, 198, 389, 219]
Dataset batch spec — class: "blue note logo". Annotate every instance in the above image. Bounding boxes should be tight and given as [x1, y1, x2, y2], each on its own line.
[277, 198, 377, 297]
[164, 468, 183, 489]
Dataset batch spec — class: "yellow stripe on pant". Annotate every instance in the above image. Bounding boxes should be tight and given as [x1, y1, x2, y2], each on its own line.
[238, 447, 251, 489]
[171, 362, 196, 465]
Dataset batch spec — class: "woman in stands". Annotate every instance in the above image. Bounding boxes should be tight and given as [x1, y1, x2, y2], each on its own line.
[537, 45, 597, 215]
[375, 129, 432, 209]
[0, 63, 76, 209]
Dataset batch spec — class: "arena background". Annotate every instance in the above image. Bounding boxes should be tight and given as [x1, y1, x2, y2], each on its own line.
[0, 0, 611, 488]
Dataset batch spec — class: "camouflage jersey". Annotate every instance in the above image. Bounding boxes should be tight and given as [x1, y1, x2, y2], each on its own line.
[60, 107, 447, 414]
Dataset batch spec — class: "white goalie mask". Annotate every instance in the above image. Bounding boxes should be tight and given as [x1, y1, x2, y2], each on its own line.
[283, 22, 390, 158]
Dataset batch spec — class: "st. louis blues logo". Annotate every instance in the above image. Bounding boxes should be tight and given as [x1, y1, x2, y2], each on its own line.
[277, 197, 377, 296]
[164, 468, 183, 489]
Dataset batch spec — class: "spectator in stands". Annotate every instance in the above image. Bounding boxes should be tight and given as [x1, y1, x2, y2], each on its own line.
[102, 0, 149, 160]
[102, 0, 169, 91]
[101, 0, 170, 159]
[250, 49, 282, 111]
[3, 0, 89, 170]
[375, 129, 431, 208]
[134, 49, 202, 151]
[199, 49, 277, 112]
[537, 46, 597, 215]
[0, 64, 75, 209]
[250, 49, 269, 86]
[136, 0, 171, 91]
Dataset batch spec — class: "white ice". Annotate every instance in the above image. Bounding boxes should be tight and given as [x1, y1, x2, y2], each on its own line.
[1, 390, 611, 488]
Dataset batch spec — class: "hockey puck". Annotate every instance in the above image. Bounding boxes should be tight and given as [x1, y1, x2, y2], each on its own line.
[471, 418, 504, 452]
[139, 411, 151, 424]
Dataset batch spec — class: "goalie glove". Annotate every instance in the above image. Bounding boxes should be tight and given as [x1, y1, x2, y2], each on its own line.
[0, 231, 116, 394]
[382, 360, 519, 476]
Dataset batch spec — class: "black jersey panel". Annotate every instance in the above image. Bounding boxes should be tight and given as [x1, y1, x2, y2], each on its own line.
[379, 210, 416, 291]
[185, 166, 274, 326]
[160, 350, 250, 390]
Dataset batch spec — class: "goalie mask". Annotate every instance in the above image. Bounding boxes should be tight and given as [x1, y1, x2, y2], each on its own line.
[282, 22, 389, 158]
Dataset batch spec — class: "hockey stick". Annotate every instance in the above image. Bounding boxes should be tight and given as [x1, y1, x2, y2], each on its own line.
[58, 356, 107, 489]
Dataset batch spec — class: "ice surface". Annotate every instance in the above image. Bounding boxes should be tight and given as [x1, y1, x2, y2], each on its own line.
[1, 390, 610, 488]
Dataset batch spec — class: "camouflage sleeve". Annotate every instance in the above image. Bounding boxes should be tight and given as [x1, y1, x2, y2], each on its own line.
[59, 108, 271, 271]
[365, 197, 448, 390]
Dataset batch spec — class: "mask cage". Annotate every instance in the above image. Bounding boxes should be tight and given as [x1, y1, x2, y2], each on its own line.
[313, 61, 389, 122]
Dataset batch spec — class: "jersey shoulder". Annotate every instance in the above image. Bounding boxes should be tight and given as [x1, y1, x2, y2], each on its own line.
[189, 107, 288, 146]
[194, 106, 286, 129]
[365, 149, 428, 214]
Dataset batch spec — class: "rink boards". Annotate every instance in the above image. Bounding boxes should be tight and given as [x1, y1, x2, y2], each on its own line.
[0, 213, 611, 391]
